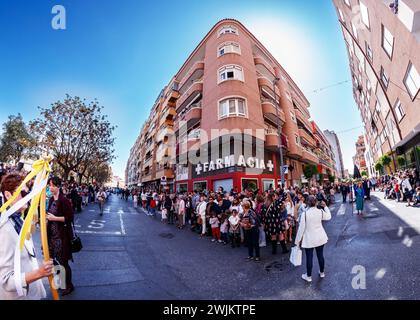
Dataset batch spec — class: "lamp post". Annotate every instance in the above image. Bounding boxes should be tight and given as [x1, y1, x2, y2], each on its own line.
[273, 77, 285, 188]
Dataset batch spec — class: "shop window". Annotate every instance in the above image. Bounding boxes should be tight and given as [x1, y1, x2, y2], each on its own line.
[241, 178, 258, 192]
[193, 181, 207, 192]
[176, 183, 188, 193]
[262, 179, 275, 192]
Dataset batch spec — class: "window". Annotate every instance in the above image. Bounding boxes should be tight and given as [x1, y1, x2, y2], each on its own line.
[218, 65, 244, 83]
[295, 135, 300, 145]
[380, 66, 389, 89]
[338, 8, 345, 22]
[404, 62, 420, 100]
[219, 25, 238, 37]
[359, 1, 370, 29]
[394, 99, 405, 122]
[382, 25, 394, 59]
[351, 22, 358, 39]
[193, 181, 207, 192]
[218, 42, 241, 57]
[218, 97, 247, 119]
[344, 0, 351, 7]
[365, 41, 373, 62]
[290, 111, 296, 123]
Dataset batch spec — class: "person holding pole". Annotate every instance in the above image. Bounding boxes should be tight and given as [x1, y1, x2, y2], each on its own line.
[47, 176, 75, 296]
[0, 173, 53, 300]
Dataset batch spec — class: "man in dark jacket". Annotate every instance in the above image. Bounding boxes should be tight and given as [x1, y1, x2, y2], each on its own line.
[341, 183, 349, 203]
[164, 194, 174, 224]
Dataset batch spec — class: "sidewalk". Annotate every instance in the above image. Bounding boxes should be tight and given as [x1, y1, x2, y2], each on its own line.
[370, 191, 420, 234]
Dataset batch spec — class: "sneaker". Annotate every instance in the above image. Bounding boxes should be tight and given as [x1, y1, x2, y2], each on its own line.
[319, 272, 325, 278]
[217, 240, 223, 243]
[211, 239, 216, 242]
[254, 257, 261, 262]
[301, 274, 312, 283]
[246, 256, 254, 261]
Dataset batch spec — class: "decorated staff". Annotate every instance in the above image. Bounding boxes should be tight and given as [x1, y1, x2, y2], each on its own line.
[0, 156, 59, 300]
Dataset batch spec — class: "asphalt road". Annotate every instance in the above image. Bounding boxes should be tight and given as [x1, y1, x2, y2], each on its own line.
[35, 191, 420, 300]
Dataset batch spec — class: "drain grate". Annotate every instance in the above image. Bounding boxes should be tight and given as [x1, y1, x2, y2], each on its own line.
[159, 233, 175, 239]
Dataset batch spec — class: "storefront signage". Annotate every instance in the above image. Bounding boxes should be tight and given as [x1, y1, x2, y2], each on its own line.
[195, 155, 273, 175]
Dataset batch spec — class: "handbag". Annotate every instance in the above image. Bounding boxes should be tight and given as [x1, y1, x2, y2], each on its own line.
[71, 222, 83, 253]
[289, 246, 302, 266]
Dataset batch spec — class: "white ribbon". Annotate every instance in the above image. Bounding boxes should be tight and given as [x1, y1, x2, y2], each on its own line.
[9, 168, 49, 297]
[0, 174, 48, 224]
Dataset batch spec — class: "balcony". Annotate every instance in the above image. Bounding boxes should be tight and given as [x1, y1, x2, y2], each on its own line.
[261, 98, 285, 125]
[162, 80, 180, 107]
[175, 102, 202, 132]
[301, 147, 318, 165]
[299, 128, 316, 147]
[383, 0, 420, 33]
[155, 167, 175, 180]
[258, 76, 273, 89]
[156, 125, 175, 143]
[156, 145, 172, 161]
[264, 126, 288, 151]
[178, 61, 205, 89]
[161, 106, 176, 121]
[177, 129, 201, 155]
[177, 80, 203, 111]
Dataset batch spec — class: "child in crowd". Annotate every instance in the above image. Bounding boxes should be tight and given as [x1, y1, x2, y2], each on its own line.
[209, 212, 221, 243]
[228, 209, 241, 248]
[161, 208, 168, 224]
[220, 213, 229, 245]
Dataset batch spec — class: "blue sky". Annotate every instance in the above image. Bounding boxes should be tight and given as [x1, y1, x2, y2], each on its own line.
[0, 0, 362, 178]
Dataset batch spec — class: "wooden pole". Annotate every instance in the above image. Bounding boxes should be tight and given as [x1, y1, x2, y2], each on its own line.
[40, 185, 60, 300]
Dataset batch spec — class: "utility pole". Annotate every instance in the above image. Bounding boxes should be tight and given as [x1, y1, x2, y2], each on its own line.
[273, 77, 285, 188]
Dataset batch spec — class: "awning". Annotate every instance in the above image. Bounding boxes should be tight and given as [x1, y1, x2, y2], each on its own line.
[392, 122, 420, 150]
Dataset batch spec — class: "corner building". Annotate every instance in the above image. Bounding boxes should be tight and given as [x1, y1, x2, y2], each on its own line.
[127, 19, 337, 192]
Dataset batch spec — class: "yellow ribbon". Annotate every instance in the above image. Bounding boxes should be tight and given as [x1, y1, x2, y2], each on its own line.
[0, 156, 59, 300]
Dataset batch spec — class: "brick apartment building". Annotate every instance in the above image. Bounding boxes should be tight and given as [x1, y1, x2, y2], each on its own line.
[332, 0, 420, 174]
[126, 19, 337, 192]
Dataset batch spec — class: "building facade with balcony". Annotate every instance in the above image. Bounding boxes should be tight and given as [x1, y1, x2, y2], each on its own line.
[127, 19, 337, 191]
[324, 129, 345, 178]
[353, 135, 368, 174]
[333, 0, 420, 173]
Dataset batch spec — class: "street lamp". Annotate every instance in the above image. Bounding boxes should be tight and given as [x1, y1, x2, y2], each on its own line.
[273, 77, 285, 188]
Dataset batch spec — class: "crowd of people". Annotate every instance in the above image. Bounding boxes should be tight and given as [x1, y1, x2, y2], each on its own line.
[129, 184, 334, 281]
[377, 168, 420, 207]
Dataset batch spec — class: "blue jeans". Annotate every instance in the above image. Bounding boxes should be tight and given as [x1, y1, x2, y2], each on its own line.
[305, 245, 325, 277]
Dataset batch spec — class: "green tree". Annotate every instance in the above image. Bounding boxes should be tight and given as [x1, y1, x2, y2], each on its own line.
[29, 95, 116, 180]
[397, 156, 406, 168]
[381, 154, 392, 173]
[361, 171, 368, 177]
[0, 114, 35, 163]
[375, 162, 383, 173]
[328, 174, 335, 183]
[303, 164, 318, 179]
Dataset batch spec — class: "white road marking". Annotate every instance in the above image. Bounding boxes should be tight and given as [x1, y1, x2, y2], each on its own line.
[119, 211, 126, 235]
[75, 230, 122, 236]
[88, 220, 105, 229]
[337, 204, 346, 216]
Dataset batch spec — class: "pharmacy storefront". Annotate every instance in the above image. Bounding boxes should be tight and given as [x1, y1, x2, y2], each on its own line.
[186, 153, 285, 193]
